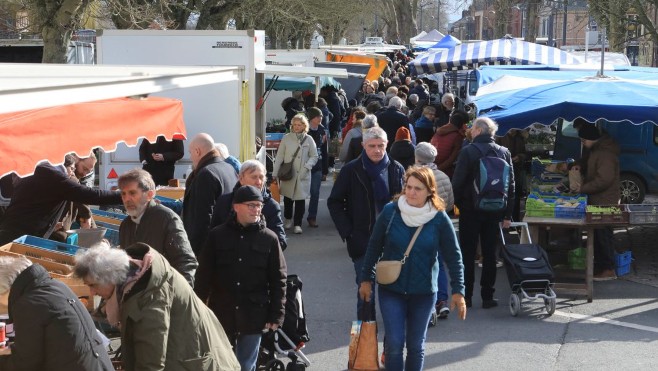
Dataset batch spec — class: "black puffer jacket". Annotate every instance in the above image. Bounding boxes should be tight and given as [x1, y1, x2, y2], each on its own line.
[195, 217, 287, 339]
[0, 264, 113, 371]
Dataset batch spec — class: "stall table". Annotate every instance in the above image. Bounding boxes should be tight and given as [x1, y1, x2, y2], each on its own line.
[524, 216, 629, 303]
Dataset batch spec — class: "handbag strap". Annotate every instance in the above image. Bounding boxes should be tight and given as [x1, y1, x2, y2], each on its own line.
[401, 225, 423, 264]
[290, 135, 307, 159]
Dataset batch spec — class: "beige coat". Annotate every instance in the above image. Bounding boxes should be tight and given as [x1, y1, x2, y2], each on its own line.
[273, 132, 318, 200]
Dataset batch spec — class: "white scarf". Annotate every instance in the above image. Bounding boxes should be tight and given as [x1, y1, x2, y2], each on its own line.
[398, 195, 438, 227]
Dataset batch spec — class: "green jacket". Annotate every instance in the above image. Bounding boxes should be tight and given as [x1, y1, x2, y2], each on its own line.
[120, 244, 239, 371]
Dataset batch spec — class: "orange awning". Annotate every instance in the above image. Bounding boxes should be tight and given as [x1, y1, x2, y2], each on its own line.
[325, 51, 389, 81]
[0, 97, 186, 178]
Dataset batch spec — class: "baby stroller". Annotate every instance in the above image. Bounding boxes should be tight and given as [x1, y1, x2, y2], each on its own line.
[258, 275, 311, 371]
[499, 222, 557, 317]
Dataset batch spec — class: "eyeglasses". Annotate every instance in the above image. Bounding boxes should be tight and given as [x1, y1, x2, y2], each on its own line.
[243, 203, 263, 210]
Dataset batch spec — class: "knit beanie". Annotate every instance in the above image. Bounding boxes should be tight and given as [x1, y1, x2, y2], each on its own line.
[395, 126, 411, 141]
[576, 118, 601, 141]
[415, 142, 437, 164]
[233, 185, 263, 204]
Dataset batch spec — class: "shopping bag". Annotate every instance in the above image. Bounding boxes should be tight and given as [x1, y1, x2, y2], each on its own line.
[348, 303, 379, 371]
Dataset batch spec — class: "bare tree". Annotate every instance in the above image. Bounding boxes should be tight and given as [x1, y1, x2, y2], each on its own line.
[28, 0, 92, 62]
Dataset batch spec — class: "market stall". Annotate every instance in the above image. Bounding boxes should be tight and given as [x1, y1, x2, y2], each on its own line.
[522, 157, 657, 302]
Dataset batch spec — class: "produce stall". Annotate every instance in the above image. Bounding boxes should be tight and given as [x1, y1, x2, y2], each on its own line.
[523, 158, 657, 302]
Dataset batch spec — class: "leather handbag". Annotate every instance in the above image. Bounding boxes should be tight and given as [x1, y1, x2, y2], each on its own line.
[375, 225, 423, 285]
[277, 136, 307, 181]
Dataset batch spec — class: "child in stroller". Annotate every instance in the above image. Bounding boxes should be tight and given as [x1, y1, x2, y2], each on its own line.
[258, 275, 311, 371]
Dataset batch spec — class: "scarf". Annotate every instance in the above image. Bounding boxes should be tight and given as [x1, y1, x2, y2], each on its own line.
[104, 251, 154, 328]
[361, 153, 391, 213]
[397, 195, 438, 227]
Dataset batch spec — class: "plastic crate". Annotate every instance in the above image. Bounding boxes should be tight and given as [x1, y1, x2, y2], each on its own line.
[95, 221, 120, 247]
[531, 158, 569, 178]
[585, 205, 630, 225]
[615, 251, 632, 277]
[627, 204, 658, 225]
[266, 132, 285, 149]
[13, 235, 81, 255]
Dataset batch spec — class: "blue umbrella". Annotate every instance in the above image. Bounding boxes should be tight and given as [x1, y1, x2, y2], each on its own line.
[475, 76, 658, 133]
[410, 36, 581, 74]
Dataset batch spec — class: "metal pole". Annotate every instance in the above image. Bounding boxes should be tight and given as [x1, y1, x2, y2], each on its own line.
[437, 0, 441, 31]
[562, 0, 567, 47]
[599, 27, 606, 77]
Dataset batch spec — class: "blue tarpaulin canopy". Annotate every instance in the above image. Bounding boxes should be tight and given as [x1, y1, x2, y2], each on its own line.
[429, 35, 461, 50]
[410, 37, 582, 74]
[475, 76, 658, 134]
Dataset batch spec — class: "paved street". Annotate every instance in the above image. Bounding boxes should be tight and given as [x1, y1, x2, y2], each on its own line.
[280, 178, 658, 370]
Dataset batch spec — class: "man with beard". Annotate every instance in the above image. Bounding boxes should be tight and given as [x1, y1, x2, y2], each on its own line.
[117, 169, 197, 286]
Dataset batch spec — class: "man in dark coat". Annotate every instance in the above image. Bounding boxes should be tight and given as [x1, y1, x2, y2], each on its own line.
[0, 156, 122, 245]
[0, 257, 113, 370]
[210, 160, 287, 250]
[118, 169, 198, 286]
[452, 117, 515, 309]
[139, 135, 184, 186]
[195, 185, 287, 371]
[328, 127, 405, 320]
[572, 120, 621, 281]
[183, 133, 238, 255]
[376, 96, 410, 152]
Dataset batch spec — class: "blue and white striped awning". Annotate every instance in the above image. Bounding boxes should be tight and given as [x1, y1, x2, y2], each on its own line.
[410, 37, 582, 75]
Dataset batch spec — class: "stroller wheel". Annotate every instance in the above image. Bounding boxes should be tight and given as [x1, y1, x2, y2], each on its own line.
[265, 359, 286, 371]
[544, 298, 556, 316]
[509, 293, 521, 317]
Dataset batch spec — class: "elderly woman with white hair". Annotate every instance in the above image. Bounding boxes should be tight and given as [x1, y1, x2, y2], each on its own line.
[74, 242, 240, 370]
[0, 256, 113, 370]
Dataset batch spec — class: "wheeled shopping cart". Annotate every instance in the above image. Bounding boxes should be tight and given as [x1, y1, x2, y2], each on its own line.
[499, 222, 557, 317]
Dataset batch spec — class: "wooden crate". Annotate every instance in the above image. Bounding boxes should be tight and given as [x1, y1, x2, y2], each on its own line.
[93, 215, 122, 226]
[156, 187, 185, 200]
[0, 242, 76, 265]
[0, 249, 94, 310]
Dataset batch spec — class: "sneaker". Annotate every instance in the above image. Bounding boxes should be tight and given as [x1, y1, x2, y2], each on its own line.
[294, 226, 303, 234]
[496, 260, 504, 268]
[284, 219, 293, 230]
[465, 297, 472, 308]
[307, 218, 318, 228]
[380, 351, 385, 367]
[482, 298, 499, 309]
[437, 301, 450, 319]
[593, 269, 617, 281]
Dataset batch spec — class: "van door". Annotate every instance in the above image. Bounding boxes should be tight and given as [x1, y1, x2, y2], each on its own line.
[553, 119, 582, 161]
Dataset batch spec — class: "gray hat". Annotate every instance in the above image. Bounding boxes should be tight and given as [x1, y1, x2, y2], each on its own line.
[233, 185, 263, 204]
[415, 142, 437, 164]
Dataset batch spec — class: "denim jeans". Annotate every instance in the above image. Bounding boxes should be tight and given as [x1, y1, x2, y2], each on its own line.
[353, 256, 376, 320]
[307, 169, 323, 219]
[437, 260, 449, 303]
[378, 287, 436, 371]
[234, 333, 262, 371]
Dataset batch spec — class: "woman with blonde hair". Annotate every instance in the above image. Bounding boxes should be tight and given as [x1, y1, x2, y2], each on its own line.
[359, 166, 466, 370]
[273, 113, 319, 234]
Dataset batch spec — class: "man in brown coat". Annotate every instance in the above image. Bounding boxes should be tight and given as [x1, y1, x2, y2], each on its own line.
[573, 119, 620, 280]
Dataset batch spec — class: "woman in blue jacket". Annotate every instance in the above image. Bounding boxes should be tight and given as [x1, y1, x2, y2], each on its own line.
[359, 166, 467, 371]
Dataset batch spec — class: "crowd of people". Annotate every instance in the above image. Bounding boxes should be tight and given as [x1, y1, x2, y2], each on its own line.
[0, 51, 623, 371]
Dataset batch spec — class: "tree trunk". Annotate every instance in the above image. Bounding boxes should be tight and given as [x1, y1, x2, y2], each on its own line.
[524, 0, 540, 43]
[41, 0, 91, 63]
[392, 0, 414, 44]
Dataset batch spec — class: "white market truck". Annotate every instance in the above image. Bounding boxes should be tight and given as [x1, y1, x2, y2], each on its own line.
[96, 29, 346, 190]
